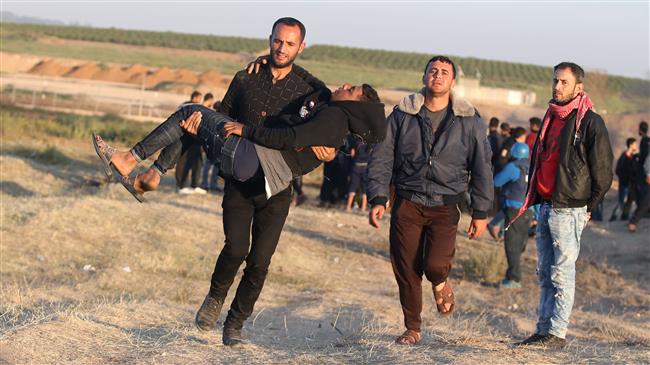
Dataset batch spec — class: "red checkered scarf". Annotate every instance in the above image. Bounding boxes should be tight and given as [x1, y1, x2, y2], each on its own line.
[507, 92, 593, 229]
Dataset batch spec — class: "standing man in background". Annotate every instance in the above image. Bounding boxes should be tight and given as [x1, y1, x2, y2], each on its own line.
[176, 91, 205, 194]
[610, 138, 638, 221]
[526, 117, 541, 153]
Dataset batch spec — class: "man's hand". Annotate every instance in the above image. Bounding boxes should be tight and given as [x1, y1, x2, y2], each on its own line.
[467, 218, 487, 239]
[223, 121, 245, 137]
[179, 111, 202, 137]
[246, 55, 269, 74]
[646, 174, 650, 185]
[369, 205, 386, 229]
[311, 146, 336, 162]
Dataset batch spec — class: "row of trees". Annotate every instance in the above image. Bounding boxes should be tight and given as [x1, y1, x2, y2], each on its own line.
[4, 22, 648, 101]
[301, 45, 648, 98]
[3, 22, 268, 54]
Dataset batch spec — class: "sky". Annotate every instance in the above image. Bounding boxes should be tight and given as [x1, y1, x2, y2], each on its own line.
[2, 1, 649, 79]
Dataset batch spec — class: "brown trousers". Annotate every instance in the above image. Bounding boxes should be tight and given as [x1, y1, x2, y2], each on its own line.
[389, 197, 460, 331]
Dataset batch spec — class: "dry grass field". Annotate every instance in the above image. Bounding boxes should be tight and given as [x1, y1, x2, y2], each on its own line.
[1, 109, 649, 364]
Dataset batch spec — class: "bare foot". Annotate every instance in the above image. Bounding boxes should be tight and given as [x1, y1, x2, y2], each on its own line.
[110, 150, 138, 176]
[628, 223, 637, 233]
[133, 168, 160, 194]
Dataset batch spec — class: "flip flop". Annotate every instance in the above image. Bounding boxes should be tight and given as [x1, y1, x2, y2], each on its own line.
[116, 174, 146, 203]
[92, 133, 116, 180]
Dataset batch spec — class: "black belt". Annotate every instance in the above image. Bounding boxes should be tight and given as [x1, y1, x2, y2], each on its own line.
[396, 190, 462, 206]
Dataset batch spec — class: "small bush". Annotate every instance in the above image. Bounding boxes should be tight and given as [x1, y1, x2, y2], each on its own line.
[457, 247, 505, 283]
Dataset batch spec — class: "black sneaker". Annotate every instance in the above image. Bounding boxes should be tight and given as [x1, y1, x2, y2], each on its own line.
[538, 334, 567, 349]
[195, 295, 224, 331]
[513, 333, 545, 346]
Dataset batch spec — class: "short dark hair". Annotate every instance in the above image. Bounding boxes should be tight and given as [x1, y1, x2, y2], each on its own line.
[424, 55, 457, 79]
[191, 90, 202, 100]
[272, 17, 306, 42]
[554, 62, 585, 84]
[529, 117, 542, 127]
[626, 137, 637, 147]
[512, 127, 527, 139]
[203, 93, 214, 102]
[489, 117, 500, 128]
[640, 121, 648, 134]
[360, 84, 380, 103]
[500, 122, 511, 131]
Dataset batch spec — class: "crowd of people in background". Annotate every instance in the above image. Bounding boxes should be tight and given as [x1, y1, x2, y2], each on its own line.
[169, 93, 649, 236]
[307, 115, 649, 234]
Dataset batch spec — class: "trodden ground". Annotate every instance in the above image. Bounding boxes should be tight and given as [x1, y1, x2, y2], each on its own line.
[1, 130, 649, 364]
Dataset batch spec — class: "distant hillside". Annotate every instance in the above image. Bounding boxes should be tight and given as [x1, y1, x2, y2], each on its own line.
[2, 22, 648, 113]
[1, 22, 267, 54]
[0, 12, 65, 26]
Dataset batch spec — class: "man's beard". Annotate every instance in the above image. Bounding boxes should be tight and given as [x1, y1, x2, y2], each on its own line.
[270, 52, 297, 68]
[553, 87, 578, 105]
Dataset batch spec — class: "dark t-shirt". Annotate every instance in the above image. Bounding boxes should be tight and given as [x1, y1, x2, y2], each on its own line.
[421, 105, 447, 133]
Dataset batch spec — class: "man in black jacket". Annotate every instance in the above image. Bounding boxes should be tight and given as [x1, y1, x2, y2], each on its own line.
[366, 56, 493, 345]
[193, 17, 333, 346]
[610, 138, 638, 221]
[513, 62, 613, 349]
[635, 121, 649, 207]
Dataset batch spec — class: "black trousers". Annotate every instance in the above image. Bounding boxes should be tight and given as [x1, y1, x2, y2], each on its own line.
[631, 183, 650, 225]
[208, 176, 291, 329]
[504, 207, 532, 282]
[175, 142, 203, 189]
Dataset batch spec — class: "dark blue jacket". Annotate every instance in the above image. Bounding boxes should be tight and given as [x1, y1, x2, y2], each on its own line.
[367, 90, 493, 218]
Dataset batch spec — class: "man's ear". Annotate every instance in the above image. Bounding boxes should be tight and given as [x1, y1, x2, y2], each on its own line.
[575, 82, 584, 94]
[450, 78, 456, 90]
[298, 42, 306, 55]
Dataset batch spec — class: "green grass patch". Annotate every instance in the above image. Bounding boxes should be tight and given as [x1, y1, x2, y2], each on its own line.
[9, 145, 72, 165]
[0, 103, 158, 145]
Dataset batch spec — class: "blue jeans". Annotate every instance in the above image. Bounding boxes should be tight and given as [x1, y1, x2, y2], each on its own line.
[130, 104, 258, 182]
[535, 203, 587, 339]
